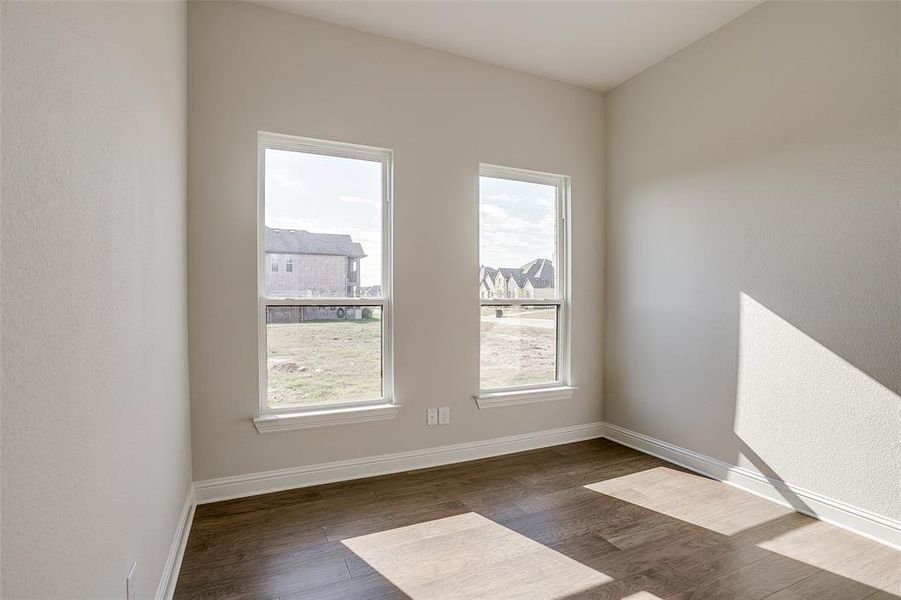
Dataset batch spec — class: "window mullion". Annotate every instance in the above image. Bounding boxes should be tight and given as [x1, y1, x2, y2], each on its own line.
[479, 299, 562, 307]
[262, 297, 387, 307]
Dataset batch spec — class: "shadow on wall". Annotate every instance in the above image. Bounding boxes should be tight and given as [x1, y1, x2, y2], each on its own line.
[733, 292, 900, 520]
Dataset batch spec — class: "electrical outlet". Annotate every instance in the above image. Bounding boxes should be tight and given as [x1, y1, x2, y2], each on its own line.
[126, 562, 137, 600]
[427, 408, 438, 425]
[438, 406, 450, 425]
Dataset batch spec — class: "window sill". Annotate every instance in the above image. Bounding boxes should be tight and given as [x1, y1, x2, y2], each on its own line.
[253, 403, 401, 434]
[474, 386, 577, 409]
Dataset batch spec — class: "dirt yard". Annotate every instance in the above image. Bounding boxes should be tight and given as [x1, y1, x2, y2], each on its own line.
[266, 307, 557, 407]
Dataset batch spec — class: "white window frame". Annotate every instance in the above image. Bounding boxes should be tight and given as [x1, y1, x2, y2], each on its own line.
[254, 132, 397, 432]
[475, 164, 576, 409]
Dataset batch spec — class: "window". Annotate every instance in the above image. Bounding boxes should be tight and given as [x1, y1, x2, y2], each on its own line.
[478, 164, 571, 401]
[257, 132, 393, 421]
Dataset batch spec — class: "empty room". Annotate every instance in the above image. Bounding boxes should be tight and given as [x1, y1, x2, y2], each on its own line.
[1, 0, 899, 598]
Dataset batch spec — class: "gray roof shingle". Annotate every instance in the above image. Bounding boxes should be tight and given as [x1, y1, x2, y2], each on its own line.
[480, 266, 498, 287]
[265, 227, 366, 258]
[520, 258, 555, 288]
[482, 259, 555, 290]
[498, 267, 529, 288]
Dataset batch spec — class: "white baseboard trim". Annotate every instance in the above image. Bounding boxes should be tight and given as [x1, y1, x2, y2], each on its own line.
[156, 485, 196, 600]
[194, 422, 605, 504]
[602, 422, 901, 550]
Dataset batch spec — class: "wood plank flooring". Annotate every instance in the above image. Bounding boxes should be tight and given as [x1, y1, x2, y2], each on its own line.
[175, 439, 900, 599]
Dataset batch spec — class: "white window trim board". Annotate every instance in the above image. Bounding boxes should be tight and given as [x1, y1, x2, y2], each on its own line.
[478, 163, 572, 396]
[475, 385, 577, 409]
[256, 132, 395, 427]
[253, 402, 401, 434]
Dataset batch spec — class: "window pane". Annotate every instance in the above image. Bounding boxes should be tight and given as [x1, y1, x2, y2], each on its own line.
[264, 149, 382, 298]
[266, 305, 382, 407]
[480, 305, 558, 389]
[479, 176, 557, 299]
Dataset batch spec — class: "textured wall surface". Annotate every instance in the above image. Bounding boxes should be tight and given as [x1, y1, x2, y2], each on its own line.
[1, 2, 192, 597]
[187, 1, 604, 481]
[605, 1, 900, 519]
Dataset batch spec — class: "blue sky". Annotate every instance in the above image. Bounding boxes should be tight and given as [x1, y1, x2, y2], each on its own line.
[265, 150, 557, 288]
[265, 149, 383, 287]
[479, 176, 556, 270]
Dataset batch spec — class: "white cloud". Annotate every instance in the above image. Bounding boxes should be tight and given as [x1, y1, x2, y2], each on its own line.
[266, 217, 320, 231]
[479, 201, 555, 269]
[480, 203, 508, 219]
[339, 195, 374, 204]
[263, 149, 384, 287]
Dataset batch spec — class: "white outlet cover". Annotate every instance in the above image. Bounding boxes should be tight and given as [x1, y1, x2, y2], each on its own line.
[438, 407, 450, 424]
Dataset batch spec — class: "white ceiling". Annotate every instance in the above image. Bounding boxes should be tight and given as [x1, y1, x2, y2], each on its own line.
[252, 1, 761, 91]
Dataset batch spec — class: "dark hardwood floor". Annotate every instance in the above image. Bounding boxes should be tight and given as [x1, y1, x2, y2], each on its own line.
[175, 439, 900, 599]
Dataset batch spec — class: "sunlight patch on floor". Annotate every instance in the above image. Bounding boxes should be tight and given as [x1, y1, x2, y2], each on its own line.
[342, 512, 612, 599]
[585, 466, 794, 536]
[585, 467, 901, 593]
[759, 521, 901, 589]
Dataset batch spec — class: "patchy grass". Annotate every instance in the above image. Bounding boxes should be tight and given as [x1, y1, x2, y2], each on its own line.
[266, 308, 557, 407]
[267, 316, 382, 407]
[480, 308, 556, 389]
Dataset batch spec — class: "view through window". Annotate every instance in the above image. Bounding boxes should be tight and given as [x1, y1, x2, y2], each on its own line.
[479, 166, 567, 390]
[260, 134, 391, 410]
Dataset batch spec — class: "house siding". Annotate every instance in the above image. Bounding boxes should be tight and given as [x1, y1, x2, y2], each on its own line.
[266, 253, 357, 297]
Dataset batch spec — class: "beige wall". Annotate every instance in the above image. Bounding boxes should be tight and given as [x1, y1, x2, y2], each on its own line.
[605, 1, 900, 519]
[187, 2, 604, 480]
[1, 2, 191, 597]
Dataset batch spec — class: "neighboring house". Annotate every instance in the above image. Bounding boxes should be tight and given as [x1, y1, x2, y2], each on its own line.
[265, 227, 365, 298]
[479, 259, 555, 299]
[479, 266, 498, 298]
[519, 258, 556, 299]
